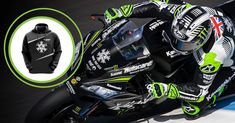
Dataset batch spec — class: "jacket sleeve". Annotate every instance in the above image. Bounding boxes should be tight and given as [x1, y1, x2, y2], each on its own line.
[50, 34, 62, 70]
[119, 0, 187, 20]
[22, 35, 32, 70]
[166, 36, 231, 102]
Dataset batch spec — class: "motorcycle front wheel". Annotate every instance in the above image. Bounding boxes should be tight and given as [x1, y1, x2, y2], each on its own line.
[25, 85, 84, 123]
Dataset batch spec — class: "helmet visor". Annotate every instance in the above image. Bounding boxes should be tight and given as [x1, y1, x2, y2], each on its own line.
[169, 38, 203, 55]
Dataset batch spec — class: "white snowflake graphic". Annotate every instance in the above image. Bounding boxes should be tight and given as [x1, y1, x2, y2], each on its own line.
[96, 49, 111, 64]
[36, 41, 48, 53]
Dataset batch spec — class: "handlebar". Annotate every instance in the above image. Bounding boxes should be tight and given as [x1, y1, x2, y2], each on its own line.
[90, 13, 106, 28]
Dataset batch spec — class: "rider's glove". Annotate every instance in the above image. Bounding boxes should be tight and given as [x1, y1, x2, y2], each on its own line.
[147, 82, 168, 98]
[104, 5, 134, 24]
[104, 8, 123, 24]
[147, 82, 180, 99]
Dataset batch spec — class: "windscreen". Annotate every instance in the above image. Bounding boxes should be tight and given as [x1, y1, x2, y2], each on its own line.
[112, 21, 150, 60]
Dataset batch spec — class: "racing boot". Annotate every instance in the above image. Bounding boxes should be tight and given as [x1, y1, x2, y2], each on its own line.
[182, 95, 217, 120]
[181, 101, 201, 120]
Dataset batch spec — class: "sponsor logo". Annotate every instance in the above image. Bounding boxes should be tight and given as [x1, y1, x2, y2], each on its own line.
[92, 55, 102, 70]
[179, 95, 198, 101]
[202, 74, 215, 84]
[96, 49, 111, 64]
[149, 20, 165, 31]
[184, 106, 196, 113]
[102, 19, 127, 39]
[88, 60, 96, 70]
[70, 78, 78, 85]
[43, 38, 51, 41]
[36, 41, 47, 53]
[110, 71, 123, 77]
[72, 106, 81, 115]
[124, 61, 153, 74]
[166, 50, 181, 58]
[110, 94, 154, 110]
[200, 64, 215, 73]
[203, 74, 214, 80]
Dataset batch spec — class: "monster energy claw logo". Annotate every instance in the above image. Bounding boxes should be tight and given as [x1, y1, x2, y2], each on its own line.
[200, 64, 215, 73]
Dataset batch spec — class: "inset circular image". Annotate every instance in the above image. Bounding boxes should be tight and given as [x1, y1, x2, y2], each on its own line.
[4, 8, 84, 88]
[10, 16, 74, 81]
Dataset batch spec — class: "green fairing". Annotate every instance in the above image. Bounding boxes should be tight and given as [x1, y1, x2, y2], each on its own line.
[120, 5, 134, 17]
[200, 52, 222, 74]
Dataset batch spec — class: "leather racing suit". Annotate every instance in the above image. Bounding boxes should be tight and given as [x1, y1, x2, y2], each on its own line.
[105, 0, 235, 118]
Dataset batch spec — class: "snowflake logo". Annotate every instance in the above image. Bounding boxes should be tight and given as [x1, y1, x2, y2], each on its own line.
[96, 49, 111, 64]
[36, 41, 47, 53]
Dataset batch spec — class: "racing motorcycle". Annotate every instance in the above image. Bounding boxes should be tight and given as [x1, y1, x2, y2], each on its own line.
[25, 1, 235, 123]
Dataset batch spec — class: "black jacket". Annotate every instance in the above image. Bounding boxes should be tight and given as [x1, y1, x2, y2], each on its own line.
[22, 23, 62, 73]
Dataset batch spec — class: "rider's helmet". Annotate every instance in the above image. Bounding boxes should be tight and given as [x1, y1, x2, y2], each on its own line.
[170, 5, 212, 55]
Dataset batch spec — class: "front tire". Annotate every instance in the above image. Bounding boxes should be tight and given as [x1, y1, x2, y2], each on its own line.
[25, 85, 80, 123]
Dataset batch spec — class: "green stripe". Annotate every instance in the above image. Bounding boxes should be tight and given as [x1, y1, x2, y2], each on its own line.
[108, 76, 132, 83]
[85, 30, 101, 49]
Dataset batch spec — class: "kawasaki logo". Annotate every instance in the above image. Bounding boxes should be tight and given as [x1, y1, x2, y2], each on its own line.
[166, 50, 181, 58]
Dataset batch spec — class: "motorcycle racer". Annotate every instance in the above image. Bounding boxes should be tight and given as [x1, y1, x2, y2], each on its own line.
[104, 0, 235, 119]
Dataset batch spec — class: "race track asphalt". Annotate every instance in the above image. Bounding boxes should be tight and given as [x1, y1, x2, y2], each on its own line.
[0, 0, 230, 123]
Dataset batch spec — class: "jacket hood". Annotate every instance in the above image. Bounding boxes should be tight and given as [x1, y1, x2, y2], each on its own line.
[32, 23, 51, 34]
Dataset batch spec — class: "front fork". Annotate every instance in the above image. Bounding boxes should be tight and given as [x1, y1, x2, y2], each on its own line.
[65, 80, 103, 119]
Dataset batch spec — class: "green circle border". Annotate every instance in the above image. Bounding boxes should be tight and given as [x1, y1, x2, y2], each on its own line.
[9, 16, 75, 83]
[4, 8, 84, 88]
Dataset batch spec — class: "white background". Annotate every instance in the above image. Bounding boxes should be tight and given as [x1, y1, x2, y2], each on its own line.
[10, 18, 74, 82]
